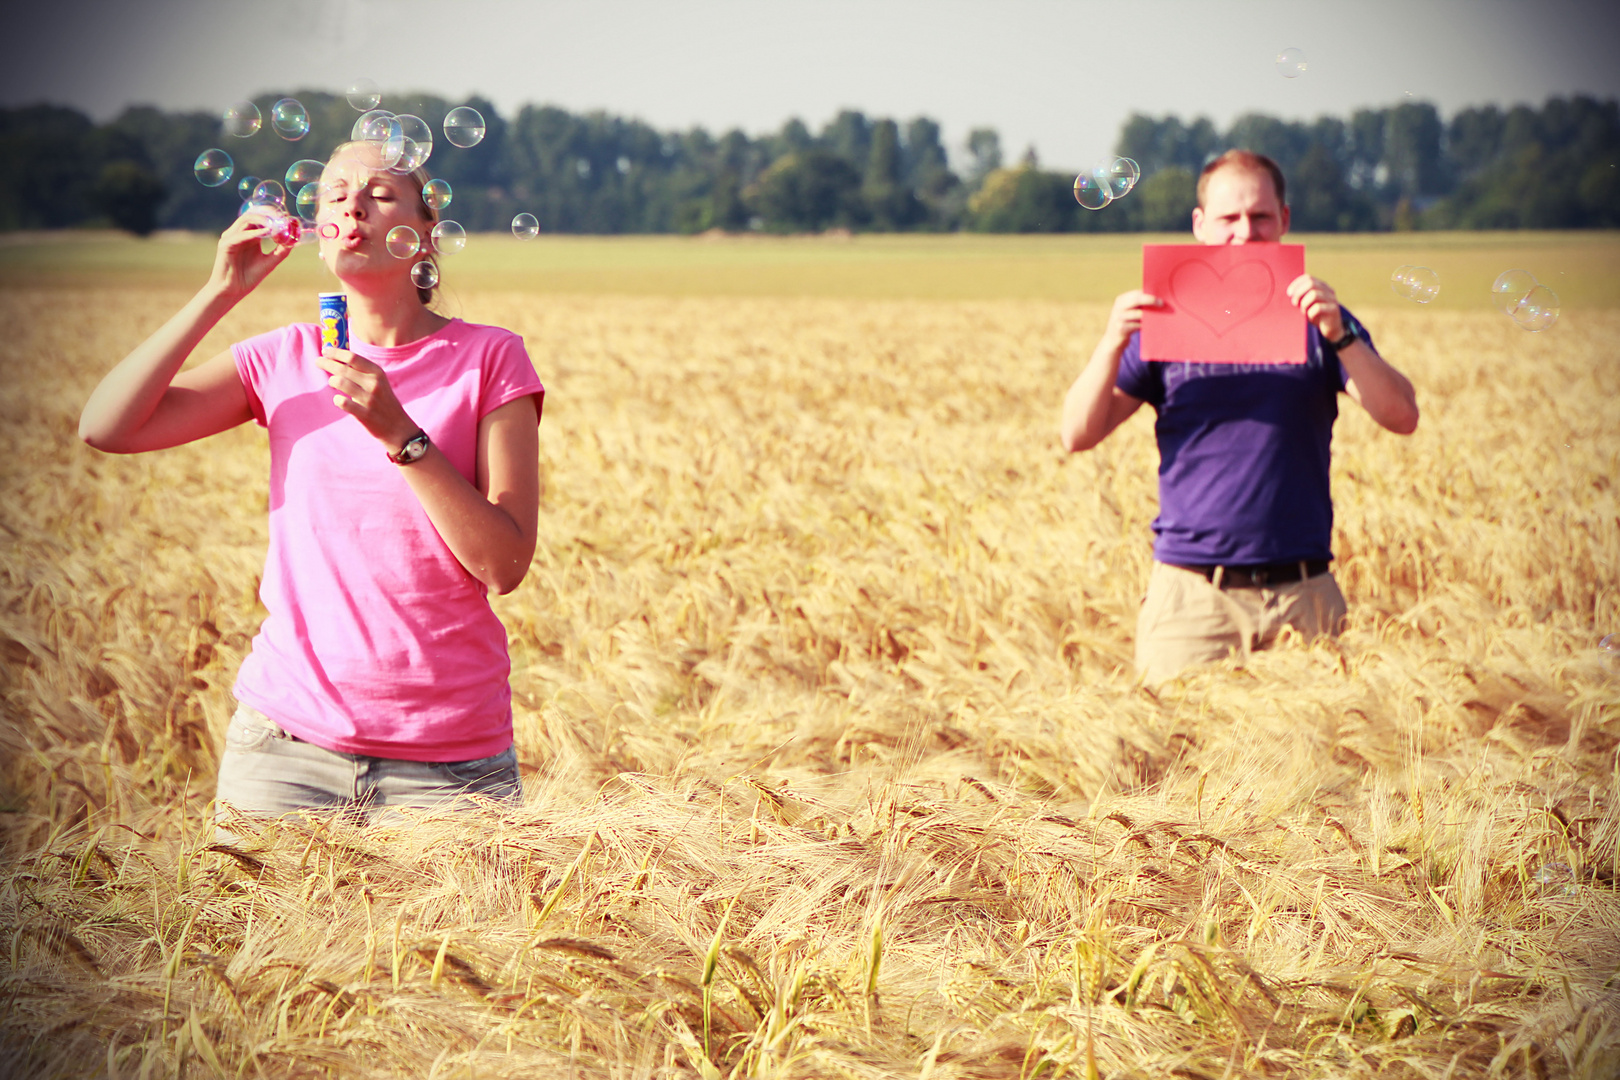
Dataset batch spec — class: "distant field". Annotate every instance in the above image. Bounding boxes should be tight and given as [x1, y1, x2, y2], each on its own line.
[2, 228, 1617, 310]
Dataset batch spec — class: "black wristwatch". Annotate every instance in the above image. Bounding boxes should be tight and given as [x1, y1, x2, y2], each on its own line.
[1328, 324, 1358, 351]
[388, 429, 430, 465]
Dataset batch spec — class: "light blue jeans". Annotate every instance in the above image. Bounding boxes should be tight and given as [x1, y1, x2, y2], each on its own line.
[214, 703, 521, 835]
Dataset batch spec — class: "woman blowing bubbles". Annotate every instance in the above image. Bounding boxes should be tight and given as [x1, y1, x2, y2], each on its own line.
[80, 139, 544, 831]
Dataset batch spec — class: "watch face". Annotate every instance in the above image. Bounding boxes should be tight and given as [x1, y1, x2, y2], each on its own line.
[392, 433, 430, 464]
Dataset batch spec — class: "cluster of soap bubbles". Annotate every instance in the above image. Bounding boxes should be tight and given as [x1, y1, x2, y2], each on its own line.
[1072, 157, 1141, 211]
[1492, 269, 1560, 331]
[1390, 265, 1440, 303]
[1276, 47, 1307, 78]
[189, 83, 499, 285]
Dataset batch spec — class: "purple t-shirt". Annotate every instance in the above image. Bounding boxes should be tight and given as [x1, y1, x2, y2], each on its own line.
[1116, 309, 1366, 566]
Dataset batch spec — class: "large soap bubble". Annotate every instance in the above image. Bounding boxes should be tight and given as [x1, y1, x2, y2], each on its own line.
[422, 179, 452, 211]
[346, 78, 381, 112]
[285, 159, 324, 190]
[1491, 269, 1536, 313]
[1276, 47, 1307, 78]
[443, 107, 486, 149]
[431, 220, 466, 254]
[391, 114, 433, 172]
[1492, 270, 1560, 331]
[194, 149, 234, 187]
[235, 174, 260, 200]
[250, 179, 287, 209]
[1510, 285, 1560, 332]
[386, 225, 421, 259]
[271, 98, 309, 141]
[410, 260, 439, 289]
[1102, 157, 1140, 199]
[295, 182, 322, 222]
[353, 109, 400, 142]
[1389, 265, 1440, 303]
[223, 101, 260, 138]
[1073, 170, 1112, 211]
[511, 213, 539, 240]
[353, 110, 405, 169]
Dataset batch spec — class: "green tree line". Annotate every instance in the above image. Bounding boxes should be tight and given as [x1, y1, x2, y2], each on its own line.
[1, 92, 1615, 235]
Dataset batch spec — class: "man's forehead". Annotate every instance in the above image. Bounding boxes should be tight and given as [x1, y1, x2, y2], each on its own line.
[1204, 164, 1281, 206]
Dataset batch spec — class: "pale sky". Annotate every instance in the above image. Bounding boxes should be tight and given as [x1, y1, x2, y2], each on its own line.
[4, 0, 1618, 171]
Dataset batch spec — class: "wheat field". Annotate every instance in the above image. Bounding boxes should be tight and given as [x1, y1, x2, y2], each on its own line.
[1, 240, 1618, 1078]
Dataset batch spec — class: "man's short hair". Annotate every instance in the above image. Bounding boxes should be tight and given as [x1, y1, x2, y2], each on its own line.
[1197, 150, 1287, 209]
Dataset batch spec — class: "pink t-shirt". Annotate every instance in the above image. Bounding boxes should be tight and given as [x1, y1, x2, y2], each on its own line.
[231, 318, 544, 762]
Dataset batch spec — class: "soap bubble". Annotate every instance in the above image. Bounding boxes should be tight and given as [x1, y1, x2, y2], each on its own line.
[390, 114, 433, 171]
[270, 98, 309, 141]
[235, 174, 260, 200]
[318, 221, 340, 240]
[1533, 861, 1579, 896]
[250, 179, 286, 209]
[386, 225, 421, 259]
[353, 110, 405, 168]
[410, 260, 439, 290]
[511, 213, 539, 240]
[1390, 265, 1440, 303]
[1276, 47, 1307, 78]
[443, 106, 486, 148]
[1491, 269, 1536, 313]
[194, 149, 234, 187]
[1510, 285, 1560, 332]
[295, 182, 321, 221]
[223, 101, 261, 138]
[430, 220, 466, 254]
[353, 109, 400, 142]
[386, 137, 419, 173]
[285, 159, 324, 190]
[422, 179, 452, 211]
[346, 77, 381, 112]
[1102, 157, 1140, 198]
[1073, 171, 1112, 211]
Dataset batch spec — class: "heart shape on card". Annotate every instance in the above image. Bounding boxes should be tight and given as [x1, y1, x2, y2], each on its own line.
[1168, 259, 1276, 339]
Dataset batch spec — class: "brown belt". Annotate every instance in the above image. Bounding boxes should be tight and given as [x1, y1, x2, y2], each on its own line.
[1169, 559, 1332, 589]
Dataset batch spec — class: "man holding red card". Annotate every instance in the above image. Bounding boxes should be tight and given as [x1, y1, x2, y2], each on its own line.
[1060, 150, 1419, 685]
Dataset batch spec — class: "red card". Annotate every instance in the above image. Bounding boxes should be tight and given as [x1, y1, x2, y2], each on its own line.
[1140, 243, 1306, 364]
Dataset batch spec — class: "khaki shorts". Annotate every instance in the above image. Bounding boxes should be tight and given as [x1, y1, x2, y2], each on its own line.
[1134, 561, 1347, 686]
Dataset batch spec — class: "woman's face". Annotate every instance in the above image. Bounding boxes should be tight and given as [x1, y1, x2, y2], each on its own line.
[316, 143, 431, 280]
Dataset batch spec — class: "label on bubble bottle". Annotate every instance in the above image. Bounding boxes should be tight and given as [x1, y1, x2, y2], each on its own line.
[318, 292, 348, 351]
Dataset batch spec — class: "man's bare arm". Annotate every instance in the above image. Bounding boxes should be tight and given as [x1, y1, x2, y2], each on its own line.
[1287, 274, 1418, 435]
[1060, 290, 1155, 451]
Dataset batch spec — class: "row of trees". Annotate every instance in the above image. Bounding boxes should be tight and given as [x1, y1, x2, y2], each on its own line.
[2, 92, 1615, 235]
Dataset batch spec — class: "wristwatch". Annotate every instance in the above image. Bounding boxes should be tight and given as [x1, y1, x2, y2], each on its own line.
[1328, 324, 1358, 351]
[388, 429, 430, 465]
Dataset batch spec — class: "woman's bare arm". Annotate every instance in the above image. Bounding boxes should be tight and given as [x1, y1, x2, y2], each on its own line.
[80, 212, 291, 452]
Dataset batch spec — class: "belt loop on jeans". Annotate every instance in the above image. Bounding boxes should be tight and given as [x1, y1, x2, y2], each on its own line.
[1211, 565, 1225, 590]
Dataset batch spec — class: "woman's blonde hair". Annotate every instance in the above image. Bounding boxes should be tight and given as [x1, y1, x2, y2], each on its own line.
[323, 140, 442, 306]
